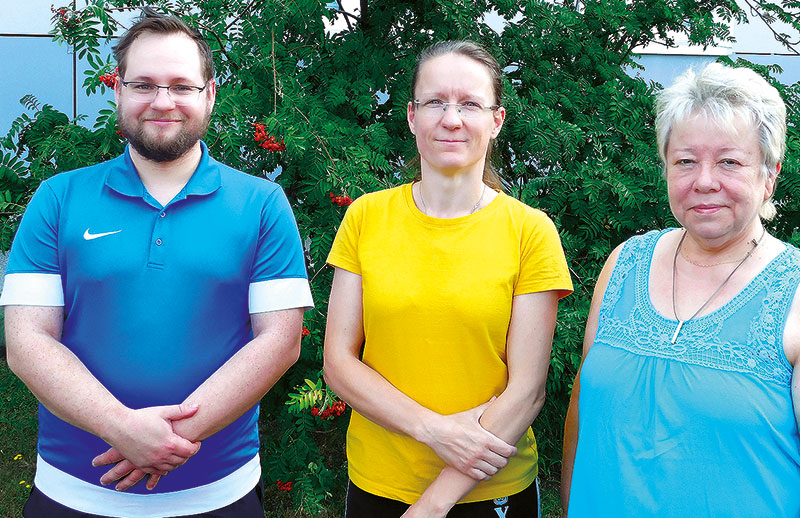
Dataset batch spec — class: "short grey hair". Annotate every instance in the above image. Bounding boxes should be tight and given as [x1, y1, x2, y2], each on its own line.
[655, 62, 786, 220]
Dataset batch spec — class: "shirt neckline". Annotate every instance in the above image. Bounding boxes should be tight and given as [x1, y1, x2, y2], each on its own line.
[105, 141, 221, 202]
[643, 228, 790, 326]
[402, 182, 502, 227]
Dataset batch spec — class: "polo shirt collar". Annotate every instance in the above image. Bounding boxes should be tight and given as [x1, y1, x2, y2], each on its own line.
[105, 141, 222, 200]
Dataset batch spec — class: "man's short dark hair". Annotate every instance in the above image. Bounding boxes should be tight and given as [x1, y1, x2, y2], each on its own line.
[113, 7, 215, 82]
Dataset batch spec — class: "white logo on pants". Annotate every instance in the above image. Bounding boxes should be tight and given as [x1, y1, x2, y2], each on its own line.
[493, 496, 509, 517]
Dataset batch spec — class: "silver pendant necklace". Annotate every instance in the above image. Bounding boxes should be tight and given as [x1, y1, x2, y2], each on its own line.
[417, 182, 486, 216]
[670, 227, 766, 344]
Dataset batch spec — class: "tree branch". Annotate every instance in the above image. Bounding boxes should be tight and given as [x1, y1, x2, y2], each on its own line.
[335, 0, 354, 31]
[360, 0, 370, 28]
[740, 0, 800, 54]
[198, 22, 242, 71]
[272, 27, 278, 112]
[225, 0, 265, 31]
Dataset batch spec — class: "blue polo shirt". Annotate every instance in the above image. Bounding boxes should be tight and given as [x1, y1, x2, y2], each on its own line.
[0, 143, 313, 516]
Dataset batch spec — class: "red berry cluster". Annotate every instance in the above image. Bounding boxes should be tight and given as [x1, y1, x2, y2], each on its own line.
[310, 400, 346, 420]
[99, 68, 118, 88]
[116, 130, 125, 138]
[329, 192, 353, 206]
[50, 5, 80, 27]
[301, 326, 310, 337]
[50, 5, 69, 24]
[276, 480, 293, 492]
[253, 123, 286, 152]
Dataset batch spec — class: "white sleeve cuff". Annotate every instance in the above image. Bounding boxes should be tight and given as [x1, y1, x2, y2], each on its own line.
[248, 277, 314, 313]
[0, 273, 64, 306]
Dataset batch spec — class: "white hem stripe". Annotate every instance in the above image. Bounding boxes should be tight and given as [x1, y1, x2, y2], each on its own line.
[34, 454, 261, 518]
[249, 277, 313, 313]
[0, 273, 64, 306]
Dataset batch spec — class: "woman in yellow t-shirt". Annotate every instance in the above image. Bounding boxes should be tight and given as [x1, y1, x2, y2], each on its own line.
[324, 40, 572, 518]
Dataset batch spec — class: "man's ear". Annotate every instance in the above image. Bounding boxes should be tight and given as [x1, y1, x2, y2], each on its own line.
[114, 75, 122, 105]
[206, 79, 217, 110]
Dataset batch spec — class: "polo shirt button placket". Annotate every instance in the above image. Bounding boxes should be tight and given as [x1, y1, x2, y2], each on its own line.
[147, 208, 168, 269]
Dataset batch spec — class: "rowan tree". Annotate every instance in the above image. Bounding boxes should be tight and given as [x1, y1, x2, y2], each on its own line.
[2, 0, 799, 512]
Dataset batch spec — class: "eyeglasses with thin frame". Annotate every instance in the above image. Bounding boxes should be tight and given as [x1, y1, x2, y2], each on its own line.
[120, 80, 209, 106]
[412, 99, 500, 120]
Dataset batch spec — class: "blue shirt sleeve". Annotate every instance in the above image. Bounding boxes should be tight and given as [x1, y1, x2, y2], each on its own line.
[0, 180, 64, 306]
[247, 185, 313, 313]
[7, 181, 61, 274]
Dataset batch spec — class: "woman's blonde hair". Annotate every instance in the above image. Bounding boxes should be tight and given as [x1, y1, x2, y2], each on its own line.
[410, 40, 505, 191]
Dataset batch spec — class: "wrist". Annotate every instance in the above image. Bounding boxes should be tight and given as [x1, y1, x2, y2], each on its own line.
[97, 404, 131, 445]
[170, 413, 200, 442]
[414, 491, 455, 516]
[410, 409, 443, 446]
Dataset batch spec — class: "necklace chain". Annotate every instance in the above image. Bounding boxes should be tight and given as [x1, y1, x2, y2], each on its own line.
[670, 227, 766, 344]
[417, 182, 486, 216]
[680, 249, 751, 267]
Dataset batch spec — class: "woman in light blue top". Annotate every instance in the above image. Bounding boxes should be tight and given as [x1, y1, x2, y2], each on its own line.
[561, 62, 800, 517]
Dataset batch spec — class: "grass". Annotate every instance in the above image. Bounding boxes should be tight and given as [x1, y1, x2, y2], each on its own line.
[540, 477, 564, 518]
[0, 350, 38, 517]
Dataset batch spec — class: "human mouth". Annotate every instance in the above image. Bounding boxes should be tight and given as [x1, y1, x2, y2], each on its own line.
[145, 119, 182, 127]
[692, 204, 723, 215]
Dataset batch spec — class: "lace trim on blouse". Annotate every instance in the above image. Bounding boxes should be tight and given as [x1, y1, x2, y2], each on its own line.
[595, 229, 800, 386]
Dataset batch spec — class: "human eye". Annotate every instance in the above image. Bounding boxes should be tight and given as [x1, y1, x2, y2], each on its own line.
[422, 99, 443, 107]
[674, 158, 694, 166]
[459, 101, 484, 113]
[719, 158, 741, 167]
[170, 85, 196, 95]
[132, 82, 156, 92]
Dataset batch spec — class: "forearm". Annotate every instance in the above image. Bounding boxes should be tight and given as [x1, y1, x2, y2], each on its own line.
[172, 309, 303, 441]
[411, 383, 544, 513]
[792, 366, 800, 431]
[324, 352, 440, 443]
[561, 374, 581, 512]
[325, 267, 514, 473]
[411, 466, 480, 516]
[412, 291, 557, 512]
[91, 309, 303, 489]
[476, 290, 555, 446]
[5, 306, 127, 443]
[324, 267, 439, 442]
[479, 381, 545, 445]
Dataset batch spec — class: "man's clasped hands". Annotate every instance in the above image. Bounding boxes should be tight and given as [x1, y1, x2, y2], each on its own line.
[91, 403, 202, 491]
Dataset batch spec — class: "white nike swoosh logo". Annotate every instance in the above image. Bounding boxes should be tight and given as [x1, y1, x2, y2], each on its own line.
[83, 228, 122, 240]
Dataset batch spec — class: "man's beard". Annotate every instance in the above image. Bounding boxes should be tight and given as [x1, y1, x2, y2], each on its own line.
[118, 110, 211, 163]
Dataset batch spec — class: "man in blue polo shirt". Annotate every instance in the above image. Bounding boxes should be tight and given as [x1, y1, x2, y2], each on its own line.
[0, 10, 312, 518]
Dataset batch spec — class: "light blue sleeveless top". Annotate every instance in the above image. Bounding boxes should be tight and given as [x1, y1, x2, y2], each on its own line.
[569, 229, 800, 517]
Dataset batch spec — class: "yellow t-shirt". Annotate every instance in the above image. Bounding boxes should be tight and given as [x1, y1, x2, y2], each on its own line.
[327, 183, 573, 503]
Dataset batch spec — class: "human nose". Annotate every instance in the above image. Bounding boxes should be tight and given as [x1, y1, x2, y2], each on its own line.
[440, 103, 463, 127]
[693, 161, 719, 191]
[149, 87, 176, 109]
